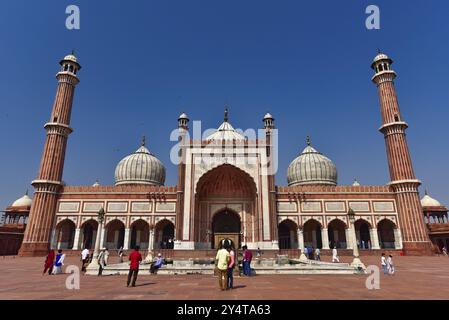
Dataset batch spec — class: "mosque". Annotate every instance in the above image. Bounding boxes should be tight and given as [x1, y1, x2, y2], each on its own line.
[3, 52, 448, 257]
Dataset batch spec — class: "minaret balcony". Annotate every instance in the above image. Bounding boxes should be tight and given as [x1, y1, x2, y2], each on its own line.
[379, 121, 408, 135]
[371, 70, 397, 84]
[44, 122, 73, 137]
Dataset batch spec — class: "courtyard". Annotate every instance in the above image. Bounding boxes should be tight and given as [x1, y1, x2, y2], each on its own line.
[1, 254, 448, 300]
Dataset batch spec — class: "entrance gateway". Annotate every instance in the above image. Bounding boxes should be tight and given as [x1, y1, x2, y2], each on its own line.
[212, 209, 241, 249]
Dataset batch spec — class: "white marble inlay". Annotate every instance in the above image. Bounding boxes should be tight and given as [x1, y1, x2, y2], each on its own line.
[156, 202, 176, 212]
[349, 201, 370, 212]
[107, 202, 128, 212]
[373, 201, 395, 212]
[58, 202, 80, 213]
[83, 202, 104, 212]
[301, 201, 322, 212]
[131, 202, 152, 213]
[277, 202, 298, 212]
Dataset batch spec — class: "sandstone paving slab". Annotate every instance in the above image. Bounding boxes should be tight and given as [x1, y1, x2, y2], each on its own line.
[1, 255, 449, 300]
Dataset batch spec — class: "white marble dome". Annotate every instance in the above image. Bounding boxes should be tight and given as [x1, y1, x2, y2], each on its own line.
[114, 142, 166, 186]
[421, 192, 442, 207]
[287, 140, 337, 186]
[63, 54, 78, 63]
[11, 194, 32, 207]
[372, 53, 390, 63]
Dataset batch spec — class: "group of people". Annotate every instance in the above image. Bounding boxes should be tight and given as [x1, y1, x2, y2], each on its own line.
[215, 240, 236, 291]
[381, 253, 395, 275]
[42, 245, 165, 287]
[215, 240, 254, 291]
[43, 249, 66, 275]
[159, 238, 175, 249]
[303, 247, 321, 261]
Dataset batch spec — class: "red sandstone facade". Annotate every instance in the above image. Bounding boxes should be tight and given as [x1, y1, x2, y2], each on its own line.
[15, 52, 437, 257]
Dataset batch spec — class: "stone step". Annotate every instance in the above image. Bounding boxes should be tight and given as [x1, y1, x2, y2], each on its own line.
[86, 259, 363, 276]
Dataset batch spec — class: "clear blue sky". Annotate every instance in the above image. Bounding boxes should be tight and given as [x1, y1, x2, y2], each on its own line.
[1, 0, 448, 214]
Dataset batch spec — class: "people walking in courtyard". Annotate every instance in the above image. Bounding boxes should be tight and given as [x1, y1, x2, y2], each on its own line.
[215, 241, 230, 291]
[150, 253, 164, 274]
[52, 249, 65, 274]
[314, 248, 321, 261]
[387, 254, 395, 275]
[118, 246, 124, 263]
[127, 245, 143, 287]
[242, 245, 253, 276]
[442, 246, 448, 257]
[227, 245, 235, 289]
[256, 247, 262, 264]
[43, 249, 55, 275]
[98, 248, 109, 276]
[81, 248, 89, 272]
[381, 253, 388, 274]
[332, 247, 339, 263]
[303, 247, 308, 259]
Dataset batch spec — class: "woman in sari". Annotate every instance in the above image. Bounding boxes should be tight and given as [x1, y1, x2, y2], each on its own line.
[43, 249, 55, 275]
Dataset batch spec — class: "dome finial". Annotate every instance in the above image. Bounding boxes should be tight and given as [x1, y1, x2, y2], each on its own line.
[141, 135, 146, 147]
[25, 189, 29, 196]
[224, 105, 229, 122]
[425, 189, 428, 196]
[306, 135, 311, 146]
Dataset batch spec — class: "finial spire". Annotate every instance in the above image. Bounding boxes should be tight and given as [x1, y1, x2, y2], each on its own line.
[25, 189, 29, 196]
[306, 135, 311, 146]
[377, 48, 381, 54]
[141, 135, 146, 147]
[224, 105, 229, 122]
[425, 189, 428, 196]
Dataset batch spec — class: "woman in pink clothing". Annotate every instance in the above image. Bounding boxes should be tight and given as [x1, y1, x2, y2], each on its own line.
[227, 244, 236, 290]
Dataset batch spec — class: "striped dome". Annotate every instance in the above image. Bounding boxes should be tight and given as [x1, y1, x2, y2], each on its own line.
[287, 142, 337, 186]
[114, 143, 166, 186]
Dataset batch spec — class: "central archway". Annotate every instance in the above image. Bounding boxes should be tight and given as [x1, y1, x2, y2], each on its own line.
[194, 164, 257, 249]
[212, 209, 241, 249]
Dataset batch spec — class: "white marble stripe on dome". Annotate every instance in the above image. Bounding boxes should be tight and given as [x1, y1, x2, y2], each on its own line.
[287, 141, 337, 186]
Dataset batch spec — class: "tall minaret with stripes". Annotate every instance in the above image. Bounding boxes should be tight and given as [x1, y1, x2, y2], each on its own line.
[371, 52, 431, 255]
[19, 53, 81, 256]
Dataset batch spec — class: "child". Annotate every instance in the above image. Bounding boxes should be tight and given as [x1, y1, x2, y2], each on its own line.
[387, 254, 395, 275]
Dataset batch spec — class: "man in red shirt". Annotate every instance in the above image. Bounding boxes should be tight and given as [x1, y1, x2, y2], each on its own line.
[127, 245, 142, 287]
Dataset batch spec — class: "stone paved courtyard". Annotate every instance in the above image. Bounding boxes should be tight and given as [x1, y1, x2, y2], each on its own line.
[1, 255, 448, 300]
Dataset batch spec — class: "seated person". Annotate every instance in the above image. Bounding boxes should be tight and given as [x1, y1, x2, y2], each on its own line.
[150, 253, 164, 274]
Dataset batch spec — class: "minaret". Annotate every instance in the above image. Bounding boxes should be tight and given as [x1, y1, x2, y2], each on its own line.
[263, 113, 278, 242]
[371, 52, 431, 255]
[176, 112, 189, 242]
[19, 53, 81, 256]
